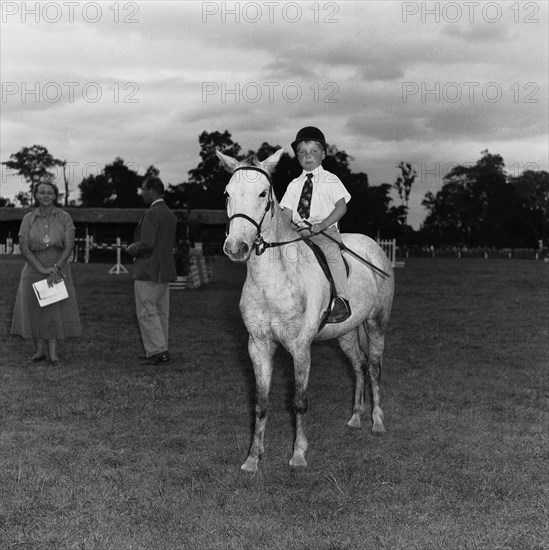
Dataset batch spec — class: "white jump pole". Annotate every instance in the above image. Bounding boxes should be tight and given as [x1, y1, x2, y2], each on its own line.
[85, 227, 90, 264]
[108, 237, 128, 275]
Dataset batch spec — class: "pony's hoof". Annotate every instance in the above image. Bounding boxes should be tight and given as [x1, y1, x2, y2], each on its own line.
[289, 455, 307, 470]
[241, 457, 259, 473]
[372, 424, 386, 436]
[347, 415, 362, 429]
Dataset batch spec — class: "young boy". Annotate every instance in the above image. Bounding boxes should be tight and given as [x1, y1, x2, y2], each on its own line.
[280, 126, 352, 323]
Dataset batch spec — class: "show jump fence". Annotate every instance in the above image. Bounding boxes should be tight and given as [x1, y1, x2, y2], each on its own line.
[378, 239, 400, 268]
[2, 236, 546, 288]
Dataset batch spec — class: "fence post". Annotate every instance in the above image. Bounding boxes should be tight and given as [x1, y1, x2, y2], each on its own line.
[85, 234, 90, 264]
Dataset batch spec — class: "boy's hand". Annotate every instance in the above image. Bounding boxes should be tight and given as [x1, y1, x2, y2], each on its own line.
[311, 222, 327, 234]
[300, 220, 326, 235]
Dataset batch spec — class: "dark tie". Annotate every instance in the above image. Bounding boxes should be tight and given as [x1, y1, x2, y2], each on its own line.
[297, 173, 313, 219]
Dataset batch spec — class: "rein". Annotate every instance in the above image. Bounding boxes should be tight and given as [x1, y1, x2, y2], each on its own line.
[226, 166, 310, 255]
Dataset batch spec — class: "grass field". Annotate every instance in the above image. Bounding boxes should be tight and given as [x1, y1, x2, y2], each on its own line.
[1, 255, 547, 550]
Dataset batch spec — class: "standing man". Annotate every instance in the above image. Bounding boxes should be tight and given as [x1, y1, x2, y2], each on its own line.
[126, 176, 177, 365]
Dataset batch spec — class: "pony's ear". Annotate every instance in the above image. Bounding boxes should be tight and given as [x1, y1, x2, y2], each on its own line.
[260, 148, 284, 175]
[216, 149, 240, 173]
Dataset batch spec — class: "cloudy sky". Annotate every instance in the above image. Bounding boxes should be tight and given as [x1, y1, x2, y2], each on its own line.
[1, 0, 547, 228]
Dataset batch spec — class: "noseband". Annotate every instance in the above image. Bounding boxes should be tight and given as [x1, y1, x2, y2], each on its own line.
[225, 166, 276, 255]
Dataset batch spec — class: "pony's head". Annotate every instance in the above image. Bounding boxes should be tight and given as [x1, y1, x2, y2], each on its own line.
[217, 148, 284, 262]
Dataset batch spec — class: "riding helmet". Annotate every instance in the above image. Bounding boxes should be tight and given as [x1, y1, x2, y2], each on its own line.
[291, 126, 327, 154]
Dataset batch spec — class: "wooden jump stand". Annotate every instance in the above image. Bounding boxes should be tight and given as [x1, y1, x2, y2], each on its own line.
[109, 237, 128, 275]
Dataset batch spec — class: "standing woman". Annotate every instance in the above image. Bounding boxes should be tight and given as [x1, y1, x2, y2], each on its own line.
[11, 181, 82, 365]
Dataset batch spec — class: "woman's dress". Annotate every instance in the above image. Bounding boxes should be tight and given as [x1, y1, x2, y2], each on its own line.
[11, 208, 82, 339]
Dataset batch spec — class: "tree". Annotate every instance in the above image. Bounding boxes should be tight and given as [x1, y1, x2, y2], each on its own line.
[79, 158, 144, 207]
[394, 162, 417, 227]
[79, 173, 112, 207]
[15, 191, 32, 207]
[188, 130, 242, 208]
[59, 160, 70, 206]
[166, 131, 242, 209]
[144, 165, 160, 179]
[324, 144, 353, 177]
[421, 181, 473, 245]
[2, 145, 64, 196]
[510, 170, 549, 245]
[421, 150, 537, 247]
[106, 158, 144, 207]
[339, 171, 369, 233]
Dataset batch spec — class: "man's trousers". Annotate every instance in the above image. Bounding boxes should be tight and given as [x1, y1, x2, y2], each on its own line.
[134, 280, 170, 357]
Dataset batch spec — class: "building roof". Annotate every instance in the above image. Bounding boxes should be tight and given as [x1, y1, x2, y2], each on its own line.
[0, 207, 228, 225]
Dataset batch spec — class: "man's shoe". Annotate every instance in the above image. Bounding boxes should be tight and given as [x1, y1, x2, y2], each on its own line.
[149, 351, 171, 365]
[327, 297, 351, 323]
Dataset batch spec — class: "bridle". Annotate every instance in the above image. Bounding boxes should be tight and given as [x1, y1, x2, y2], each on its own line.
[225, 166, 308, 255]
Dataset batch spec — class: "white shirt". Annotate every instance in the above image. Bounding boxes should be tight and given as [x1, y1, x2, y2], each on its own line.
[280, 165, 351, 227]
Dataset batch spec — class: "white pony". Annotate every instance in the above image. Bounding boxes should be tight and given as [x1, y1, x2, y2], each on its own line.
[217, 148, 394, 472]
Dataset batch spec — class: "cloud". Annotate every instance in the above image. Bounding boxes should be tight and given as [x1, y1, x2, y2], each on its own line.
[443, 22, 510, 42]
[1, 0, 547, 230]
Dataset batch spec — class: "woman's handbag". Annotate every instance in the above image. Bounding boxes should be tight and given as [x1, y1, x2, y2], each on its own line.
[32, 278, 69, 307]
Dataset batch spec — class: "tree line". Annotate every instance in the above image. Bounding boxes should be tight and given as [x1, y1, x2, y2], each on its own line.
[2, 134, 547, 248]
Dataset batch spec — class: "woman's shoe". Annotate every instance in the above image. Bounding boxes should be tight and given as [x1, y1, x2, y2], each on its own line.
[27, 355, 46, 364]
[49, 358, 62, 366]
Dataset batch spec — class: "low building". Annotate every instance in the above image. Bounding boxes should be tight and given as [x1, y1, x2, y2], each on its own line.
[0, 207, 228, 255]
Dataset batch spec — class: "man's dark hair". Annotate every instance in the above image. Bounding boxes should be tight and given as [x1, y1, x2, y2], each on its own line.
[143, 176, 164, 195]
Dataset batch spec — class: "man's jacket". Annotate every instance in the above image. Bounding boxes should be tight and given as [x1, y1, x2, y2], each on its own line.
[127, 200, 177, 283]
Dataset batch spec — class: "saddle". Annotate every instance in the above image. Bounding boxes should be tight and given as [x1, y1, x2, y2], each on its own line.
[303, 239, 350, 331]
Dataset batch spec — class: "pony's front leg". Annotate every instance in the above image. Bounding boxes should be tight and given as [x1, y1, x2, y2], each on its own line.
[241, 336, 276, 473]
[289, 345, 311, 470]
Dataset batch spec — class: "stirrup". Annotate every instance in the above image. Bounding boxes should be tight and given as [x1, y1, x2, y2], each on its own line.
[327, 297, 351, 323]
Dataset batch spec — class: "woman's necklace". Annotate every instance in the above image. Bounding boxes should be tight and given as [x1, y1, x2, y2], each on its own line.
[40, 208, 53, 245]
